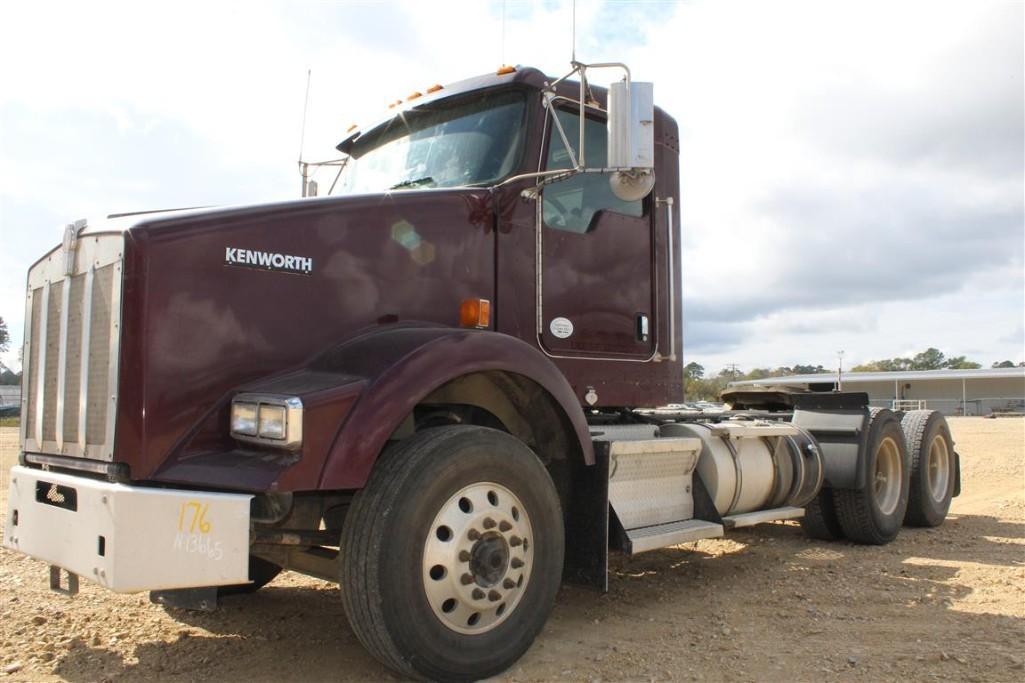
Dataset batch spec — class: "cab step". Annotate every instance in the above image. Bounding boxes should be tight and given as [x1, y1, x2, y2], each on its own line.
[603, 436, 722, 555]
[606, 437, 702, 530]
[623, 519, 724, 554]
[722, 506, 804, 529]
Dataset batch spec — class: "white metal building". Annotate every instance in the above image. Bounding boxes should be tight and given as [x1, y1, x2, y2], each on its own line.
[0, 385, 19, 410]
[730, 367, 1025, 416]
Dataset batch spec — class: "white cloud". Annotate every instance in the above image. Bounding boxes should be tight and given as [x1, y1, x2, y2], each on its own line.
[1, 0, 1022, 374]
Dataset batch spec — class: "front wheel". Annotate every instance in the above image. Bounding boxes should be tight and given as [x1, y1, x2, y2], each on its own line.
[339, 426, 564, 682]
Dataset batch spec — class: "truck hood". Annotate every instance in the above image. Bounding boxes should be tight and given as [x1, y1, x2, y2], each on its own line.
[110, 187, 498, 486]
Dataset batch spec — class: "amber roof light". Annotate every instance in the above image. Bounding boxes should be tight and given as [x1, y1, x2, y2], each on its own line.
[496, 65, 516, 75]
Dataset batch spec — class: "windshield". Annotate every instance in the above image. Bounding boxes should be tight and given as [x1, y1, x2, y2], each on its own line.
[336, 90, 526, 194]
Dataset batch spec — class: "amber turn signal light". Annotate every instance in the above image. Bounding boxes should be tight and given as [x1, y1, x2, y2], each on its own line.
[460, 298, 491, 329]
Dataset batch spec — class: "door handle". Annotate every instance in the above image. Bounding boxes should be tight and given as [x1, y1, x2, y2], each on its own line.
[636, 314, 649, 342]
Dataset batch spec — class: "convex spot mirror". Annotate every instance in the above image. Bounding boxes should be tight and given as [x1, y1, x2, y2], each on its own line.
[607, 81, 655, 202]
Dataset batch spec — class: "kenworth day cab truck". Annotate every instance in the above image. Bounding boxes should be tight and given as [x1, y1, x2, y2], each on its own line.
[4, 61, 960, 682]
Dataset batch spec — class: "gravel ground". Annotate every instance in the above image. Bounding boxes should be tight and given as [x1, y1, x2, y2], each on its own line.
[1, 417, 1023, 682]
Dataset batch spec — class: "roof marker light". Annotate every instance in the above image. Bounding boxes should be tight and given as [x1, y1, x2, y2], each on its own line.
[426, 84, 443, 93]
[346, 123, 357, 132]
[407, 91, 423, 101]
[496, 65, 515, 75]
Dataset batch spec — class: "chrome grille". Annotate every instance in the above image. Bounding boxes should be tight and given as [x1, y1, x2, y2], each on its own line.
[21, 231, 123, 461]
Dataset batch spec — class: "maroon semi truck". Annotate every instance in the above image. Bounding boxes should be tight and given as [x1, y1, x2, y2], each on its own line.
[5, 61, 959, 681]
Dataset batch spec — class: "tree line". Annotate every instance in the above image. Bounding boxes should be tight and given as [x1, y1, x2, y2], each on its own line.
[684, 348, 1022, 402]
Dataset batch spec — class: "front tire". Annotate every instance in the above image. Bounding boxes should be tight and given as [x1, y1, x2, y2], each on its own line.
[832, 408, 911, 544]
[339, 426, 564, 682]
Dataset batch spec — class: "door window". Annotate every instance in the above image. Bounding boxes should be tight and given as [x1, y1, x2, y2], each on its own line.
[543, 108, 643, 233]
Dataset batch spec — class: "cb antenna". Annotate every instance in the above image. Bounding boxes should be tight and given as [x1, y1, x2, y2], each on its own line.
[298, 68, 312, 165]
[298, 69, 312, 196]
[571, 0, 576, 62]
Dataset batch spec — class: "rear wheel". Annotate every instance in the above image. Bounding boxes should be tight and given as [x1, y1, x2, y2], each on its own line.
[901, 410, 956, 527]
[800, 488, 844, 540]
[339, 426, 564, 682]
[832, 408, 910, 544]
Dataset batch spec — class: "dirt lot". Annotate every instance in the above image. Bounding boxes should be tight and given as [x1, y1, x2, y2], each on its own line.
[1, 417, 1023, 682]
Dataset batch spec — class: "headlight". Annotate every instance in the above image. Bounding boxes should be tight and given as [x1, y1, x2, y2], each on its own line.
[231, 394, 303, 451]
[231, 402, 258, 435]
[258, 404, 287, 439]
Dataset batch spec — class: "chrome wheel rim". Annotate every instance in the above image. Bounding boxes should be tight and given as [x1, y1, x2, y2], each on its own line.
[422, 482, 533, 634]
[874, 436, 902, 516]
[927, 434, 951, 503]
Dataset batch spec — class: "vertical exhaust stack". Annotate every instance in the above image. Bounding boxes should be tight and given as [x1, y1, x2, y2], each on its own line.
[607, 80, 656, 201]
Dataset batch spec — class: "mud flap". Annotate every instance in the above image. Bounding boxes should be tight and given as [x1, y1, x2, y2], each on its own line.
[953, 451, 962, 497]
[562, 444, 610, 592]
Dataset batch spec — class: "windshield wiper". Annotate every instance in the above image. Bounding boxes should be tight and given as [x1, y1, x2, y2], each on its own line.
[390, 176, 435, 190]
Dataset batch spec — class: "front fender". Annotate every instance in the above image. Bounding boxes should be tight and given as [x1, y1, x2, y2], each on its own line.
[312, 324, 594, 490]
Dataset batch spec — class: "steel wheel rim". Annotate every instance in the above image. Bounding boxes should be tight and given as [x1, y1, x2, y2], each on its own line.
[874, 436, 902, 516]
[422, 482, 533, 635]
[927, 434, 951, 503]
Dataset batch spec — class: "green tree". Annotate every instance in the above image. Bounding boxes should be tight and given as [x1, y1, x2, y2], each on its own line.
[683, 362, 705, 380]
[854, 348, 983, 372]
[993, 360, 1016, 368]
[0, 316, 9, 354]
[945, 356, 982, 369]
[791, 364, 828, 375]
[911, 348, 946, 370]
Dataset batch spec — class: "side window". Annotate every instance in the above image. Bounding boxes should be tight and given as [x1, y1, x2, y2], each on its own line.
[543, 108, 643, 233]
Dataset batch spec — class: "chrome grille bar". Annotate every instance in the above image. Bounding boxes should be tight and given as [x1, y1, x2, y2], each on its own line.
[77, 266, 95, 454]
[55, 276, 72, 450]
[104, 261, 123, 460]
[34, 281, 50, 446]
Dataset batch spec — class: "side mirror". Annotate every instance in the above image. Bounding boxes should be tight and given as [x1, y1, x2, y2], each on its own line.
[607, 81, 655, 201]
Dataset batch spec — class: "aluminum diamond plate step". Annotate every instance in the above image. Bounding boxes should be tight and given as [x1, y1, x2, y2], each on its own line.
[624, 519, 724, 555]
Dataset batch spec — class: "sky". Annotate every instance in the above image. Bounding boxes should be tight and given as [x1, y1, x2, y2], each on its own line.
[0, 0, 1022, 375]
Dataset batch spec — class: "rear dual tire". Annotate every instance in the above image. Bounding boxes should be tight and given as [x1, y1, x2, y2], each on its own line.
[801, 408, 912, 545]
[901, 410, 956, 527]
[799, 488, 844, 540]
[831, 408, 911, 544]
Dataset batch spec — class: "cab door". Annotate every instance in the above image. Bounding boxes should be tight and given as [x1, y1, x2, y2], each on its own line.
[538, 107, 656, 359]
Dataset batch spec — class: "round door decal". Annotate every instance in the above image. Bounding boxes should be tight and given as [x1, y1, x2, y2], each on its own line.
[550, 317, 574, 339]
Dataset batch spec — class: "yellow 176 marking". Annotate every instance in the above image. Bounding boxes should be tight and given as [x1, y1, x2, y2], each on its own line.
[177, 501, 212, 534]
